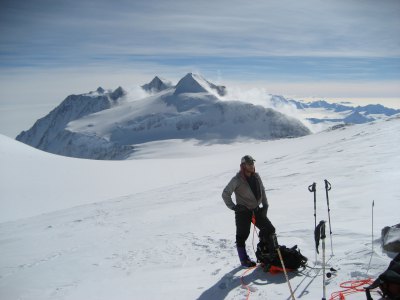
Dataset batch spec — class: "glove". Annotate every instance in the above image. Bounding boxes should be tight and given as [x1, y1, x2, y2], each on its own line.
[261, 205, 268, 216]
[233, 204, 247, 212]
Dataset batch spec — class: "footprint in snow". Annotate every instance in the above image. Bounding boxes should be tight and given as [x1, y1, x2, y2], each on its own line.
[212, 268, 221, 276]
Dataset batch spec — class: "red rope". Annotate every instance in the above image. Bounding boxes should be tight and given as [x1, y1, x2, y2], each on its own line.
[244, 212, 374, 300]
[240, 265, 258, 300]
[329, 278, 374, 300]
[251, 213, 258, 255]
[241, 215, 259, 300]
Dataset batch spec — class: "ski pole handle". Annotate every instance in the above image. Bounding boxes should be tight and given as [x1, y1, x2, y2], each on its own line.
[324, 179, 331, 191]
[308, 182, 316, 192]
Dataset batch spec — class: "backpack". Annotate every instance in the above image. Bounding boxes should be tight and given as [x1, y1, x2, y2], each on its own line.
[366, 253, 400, 299]
[256, 228, 308, 272]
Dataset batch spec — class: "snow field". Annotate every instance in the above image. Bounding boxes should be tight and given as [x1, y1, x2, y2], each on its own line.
[1, 115, 399, 299]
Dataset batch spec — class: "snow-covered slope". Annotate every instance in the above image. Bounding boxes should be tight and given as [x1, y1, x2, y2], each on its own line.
[16, 73, 310, 160]
[1, 116, 399, 300]
[15, 87, 132, 159]
[0, 134, 237, 223]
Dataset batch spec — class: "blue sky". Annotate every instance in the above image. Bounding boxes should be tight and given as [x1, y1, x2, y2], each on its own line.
[0, 0, 399, 136]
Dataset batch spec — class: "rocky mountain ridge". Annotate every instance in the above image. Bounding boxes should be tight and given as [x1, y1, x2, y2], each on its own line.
[16, 73, 311, 160]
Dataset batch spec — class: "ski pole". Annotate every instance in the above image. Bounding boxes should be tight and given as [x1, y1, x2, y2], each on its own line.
[320, 221, 327, 300]
[308, 182, 317, 230]
[315, 220, 328, 299]
[372, 200, 374, 253]
[272, 234, 296, 300]
[308, 182, 317, 263]
[367, 200, 375, 275]
[324, 179, 333, 256]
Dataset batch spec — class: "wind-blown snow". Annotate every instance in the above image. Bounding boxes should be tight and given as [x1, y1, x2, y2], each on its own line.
[16, 73, 310, 160]
[1, 115, 399, 299]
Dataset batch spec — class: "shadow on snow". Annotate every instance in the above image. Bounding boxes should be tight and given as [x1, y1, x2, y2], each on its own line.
[196, 265, 299, 300]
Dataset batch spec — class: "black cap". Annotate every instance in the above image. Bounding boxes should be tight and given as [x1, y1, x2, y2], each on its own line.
[241, 155, 255, 164]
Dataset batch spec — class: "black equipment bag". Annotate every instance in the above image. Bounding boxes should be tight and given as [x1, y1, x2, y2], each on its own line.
[256, 229, 308, 272]
[366, 253, 400, 299]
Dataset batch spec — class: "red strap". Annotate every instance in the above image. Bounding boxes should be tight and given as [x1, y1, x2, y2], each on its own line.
[251, 213, 256, 225]
[269, 265, 294, 274]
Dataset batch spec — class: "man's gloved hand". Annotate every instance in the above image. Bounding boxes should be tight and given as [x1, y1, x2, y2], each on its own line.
[233, 204, 247, 212]
[261, 205, 269, 216]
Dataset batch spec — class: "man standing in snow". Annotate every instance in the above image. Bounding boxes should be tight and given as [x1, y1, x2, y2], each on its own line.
[222, 155, 275, 267]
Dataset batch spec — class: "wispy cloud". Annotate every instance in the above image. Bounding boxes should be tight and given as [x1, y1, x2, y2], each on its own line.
[0, 0, 399, 114]
[1, 0, 399, 63]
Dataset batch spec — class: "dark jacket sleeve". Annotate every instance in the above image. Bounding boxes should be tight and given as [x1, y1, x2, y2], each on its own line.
[259, 176, 268, 209]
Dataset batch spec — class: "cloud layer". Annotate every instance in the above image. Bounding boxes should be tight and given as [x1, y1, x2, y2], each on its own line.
[0, 0, 399, 139]
[1, 0, 399, 64]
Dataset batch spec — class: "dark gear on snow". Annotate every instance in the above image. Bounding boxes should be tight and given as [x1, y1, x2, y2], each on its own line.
[315, 220, 326, 254]
[256, 228, 308, 272]
[382, 223, 400, 253]
[365, 253, 400, 300]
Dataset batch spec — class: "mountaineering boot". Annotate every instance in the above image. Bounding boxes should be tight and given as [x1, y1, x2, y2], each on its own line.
[237, 246, 256, 267]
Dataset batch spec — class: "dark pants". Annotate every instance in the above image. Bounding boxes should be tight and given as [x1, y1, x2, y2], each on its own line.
[235, 206, 275, 247]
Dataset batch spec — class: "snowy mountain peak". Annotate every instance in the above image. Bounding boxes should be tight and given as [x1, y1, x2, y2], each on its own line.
[96, 87, 105, 94]
[110, 86, 126, 100]
[16, 87, 128, 156]
[16, 73, 314, 160]
[174, 73, 226, 96]
[141, 76, 173, 93]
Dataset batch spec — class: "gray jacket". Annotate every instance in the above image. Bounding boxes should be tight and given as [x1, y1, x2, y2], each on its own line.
[222, 172, 268, 211]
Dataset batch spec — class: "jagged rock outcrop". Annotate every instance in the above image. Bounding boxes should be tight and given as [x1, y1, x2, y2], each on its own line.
[141, 76, 173, 93]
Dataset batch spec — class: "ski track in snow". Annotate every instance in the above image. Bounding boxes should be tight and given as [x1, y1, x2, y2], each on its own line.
[1, 116, 400, 299]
